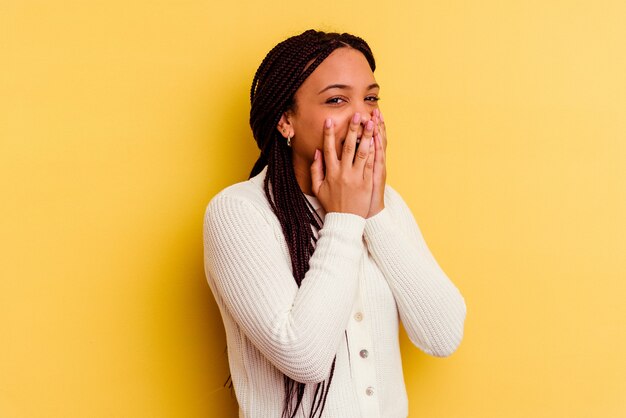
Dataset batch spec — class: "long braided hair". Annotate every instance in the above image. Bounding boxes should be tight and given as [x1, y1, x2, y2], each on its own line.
[248, 30, 376, 418]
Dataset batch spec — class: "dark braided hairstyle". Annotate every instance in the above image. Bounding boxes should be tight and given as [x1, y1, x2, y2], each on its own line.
[248, 30, 376, 418]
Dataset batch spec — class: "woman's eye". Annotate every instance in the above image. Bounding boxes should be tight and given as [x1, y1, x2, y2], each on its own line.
[326, 97, 346, 104]
[366, 96, 381, 102]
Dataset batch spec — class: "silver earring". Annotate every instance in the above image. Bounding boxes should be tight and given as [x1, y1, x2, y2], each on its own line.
[287, 134, 292, 147]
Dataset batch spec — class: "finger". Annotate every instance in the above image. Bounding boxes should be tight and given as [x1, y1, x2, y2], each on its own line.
[375, 132, 385, 160]
[364, 137, 375, 183]
[352, 121, 373, 171]
[371, 110, 379, 137]
[323, 118, 339, 170]
[372, 109, 380, 136]
[377, 110, 387, 149]
[355, 118, 374, 166]
[310, 149, 324, 195]
[341, 112, 361, 169]
[373, 133, 386, 179]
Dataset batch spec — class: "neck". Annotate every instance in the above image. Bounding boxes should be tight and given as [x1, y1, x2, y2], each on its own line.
[292, 158, 313, 195]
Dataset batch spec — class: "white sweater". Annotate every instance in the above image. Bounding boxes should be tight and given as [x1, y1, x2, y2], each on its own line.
[203, 167, 466, 418]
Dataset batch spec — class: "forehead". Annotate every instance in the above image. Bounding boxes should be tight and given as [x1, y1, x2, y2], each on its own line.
[299, 47, 376, 92]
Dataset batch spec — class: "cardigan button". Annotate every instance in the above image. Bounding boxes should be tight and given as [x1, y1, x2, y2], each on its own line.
[354, 312, 363, 322]
[365, 386, 374, 396]
[359, 349, 369, 358]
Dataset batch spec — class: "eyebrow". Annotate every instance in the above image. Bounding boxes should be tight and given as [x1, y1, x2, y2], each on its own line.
[318, 83, 380, 94]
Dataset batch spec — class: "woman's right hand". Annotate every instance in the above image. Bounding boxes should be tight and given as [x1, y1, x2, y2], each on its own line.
[310, 113, 375, 218]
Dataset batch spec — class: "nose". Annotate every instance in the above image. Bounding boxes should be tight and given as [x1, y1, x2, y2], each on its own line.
[355, 102, 373, 123]
[349, 95, 369, 115]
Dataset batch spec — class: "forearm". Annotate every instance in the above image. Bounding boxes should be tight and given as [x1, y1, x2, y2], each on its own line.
[204, 195, 365, 382]
[363, 193, 466, 357]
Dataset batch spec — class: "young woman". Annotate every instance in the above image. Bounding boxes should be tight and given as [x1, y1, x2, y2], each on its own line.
[203, 29, 466, 418]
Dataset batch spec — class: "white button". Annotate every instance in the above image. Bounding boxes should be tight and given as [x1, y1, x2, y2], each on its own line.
[354, 312, 363, 322]
[366, 386, 374, 396]
[359, 349, 369, 358]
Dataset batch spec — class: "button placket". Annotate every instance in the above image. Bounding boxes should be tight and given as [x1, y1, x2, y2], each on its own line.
[345, 255, 380, 418]
[348, 303, 379, 416]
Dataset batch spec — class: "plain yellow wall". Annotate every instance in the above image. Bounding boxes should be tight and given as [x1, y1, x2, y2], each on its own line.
[1, 0, 625, 417]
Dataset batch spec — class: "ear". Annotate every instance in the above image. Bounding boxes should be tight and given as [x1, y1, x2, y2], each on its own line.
[276, 112, 294, 138]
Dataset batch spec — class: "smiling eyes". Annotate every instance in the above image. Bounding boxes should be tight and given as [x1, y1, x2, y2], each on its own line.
[325, 96, 380, 105]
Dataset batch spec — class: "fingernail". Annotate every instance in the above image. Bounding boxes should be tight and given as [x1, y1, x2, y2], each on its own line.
[325, 118, 332, 128]
[352, 113, 360, 123]
[314, 149, 320, 160]
[370, 138, 374, 147]
[366, 120, 374, 130]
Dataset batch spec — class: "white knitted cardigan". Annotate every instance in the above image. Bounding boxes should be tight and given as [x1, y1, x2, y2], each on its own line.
[203, 167, 466, 418]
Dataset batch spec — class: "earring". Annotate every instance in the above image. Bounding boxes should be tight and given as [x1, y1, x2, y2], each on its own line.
[287, 134, 292, 147]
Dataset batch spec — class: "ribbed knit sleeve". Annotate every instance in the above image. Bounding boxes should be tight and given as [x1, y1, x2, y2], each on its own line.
[203, 192, 366, 383]
[363, 186, 466, 357]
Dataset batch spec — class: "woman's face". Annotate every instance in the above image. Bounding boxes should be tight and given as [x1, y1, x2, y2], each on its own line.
[279, 47, 380, 181]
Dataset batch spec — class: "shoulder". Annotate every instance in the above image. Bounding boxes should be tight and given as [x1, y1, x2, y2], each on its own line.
[203, 168, 286, 262]
[208, 176, 267, 210]
[204, 167, 275, 228]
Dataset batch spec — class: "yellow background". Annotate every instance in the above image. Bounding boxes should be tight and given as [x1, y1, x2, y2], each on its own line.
[1, 0, 624, 416]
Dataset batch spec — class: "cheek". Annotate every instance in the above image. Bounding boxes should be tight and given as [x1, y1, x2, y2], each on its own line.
[293, 115, 325, 155]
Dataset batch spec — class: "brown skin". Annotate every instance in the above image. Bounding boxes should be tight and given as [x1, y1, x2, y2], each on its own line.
[277, 47, 388, 218]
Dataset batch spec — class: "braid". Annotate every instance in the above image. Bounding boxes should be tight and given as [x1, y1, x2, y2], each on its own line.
[248, 29, 375, 418]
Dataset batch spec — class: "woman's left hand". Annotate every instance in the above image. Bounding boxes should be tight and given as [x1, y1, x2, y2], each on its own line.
[367, 108, 387, 218]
